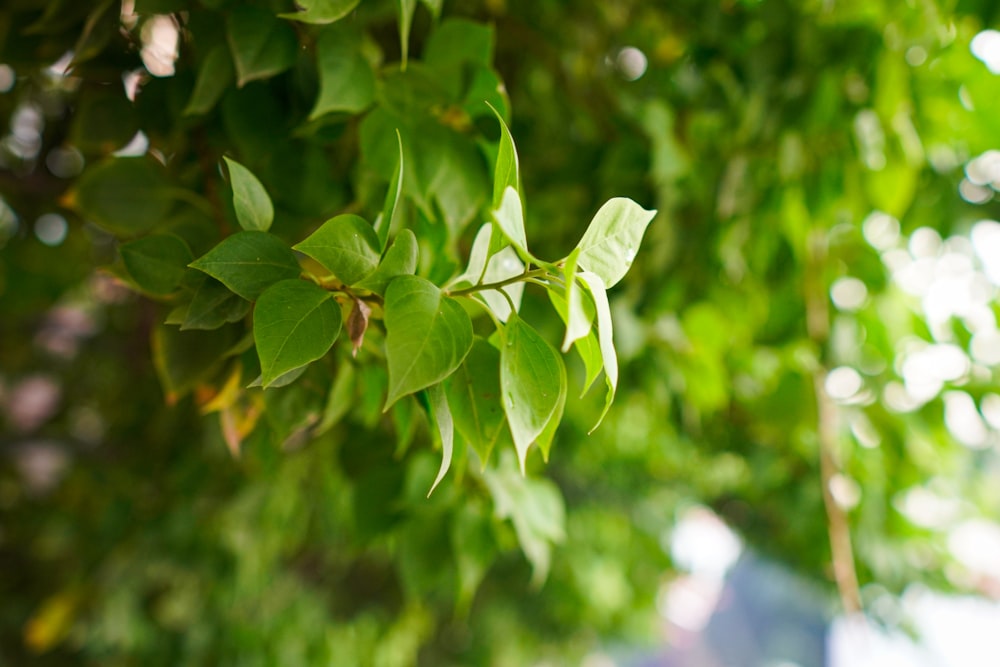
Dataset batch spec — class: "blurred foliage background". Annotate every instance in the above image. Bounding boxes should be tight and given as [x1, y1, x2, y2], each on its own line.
[3, 0, 1000, 664]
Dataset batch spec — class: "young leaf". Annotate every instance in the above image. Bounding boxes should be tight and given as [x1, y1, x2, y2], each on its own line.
[548, 290, 603, 395]
[488, 102, 519, 209]
[383, 275, 473, 409]
[450, 223, 492, 288]
[374, 129, 404, 249]
[353, 229, 418, 295]
[223, 156, 273, 232]
[478, 246, 524, 323]
[293, 214, 381, 286]
[120, 234, 193, 295]
[183, 43, 234, 116]
[309, 29, 376, 119]
[279, 0, 360, 24]
[446, 338, 505, 466]
[578, 271, 617, 431]
[227, 6, 298, 87]
[181, 277, 251, 330]
[189, 231, 301, 300]
[500, 314, 565, 474]
[561, 248, 590, 351]
[492, 186, 530, 260]
[253, 279, 342, 387]
[426, 383, 453, 496]
[575, 197, 656, 288]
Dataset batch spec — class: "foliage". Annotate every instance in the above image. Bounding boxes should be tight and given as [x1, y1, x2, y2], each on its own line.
[3, 0, 1000, 664]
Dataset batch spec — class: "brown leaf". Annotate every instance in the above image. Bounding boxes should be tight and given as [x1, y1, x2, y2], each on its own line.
[348, 298, 372, 358]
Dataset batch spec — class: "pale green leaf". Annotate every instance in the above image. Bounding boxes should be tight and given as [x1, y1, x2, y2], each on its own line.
[492, 186, 529, 260]
[561, 248, 590, 351]
[293, 214, 381, 285]
[383, 275, 473, 409]
[120, 234, 193, 295]
[309, 30, 375, 119]
[253, 279, 342, 387]
[578, 271, 617, 431]
[451, 223, 492, 288]
[426, 382, 453, 496]
[353, 229, 418, 295]
[279, 0, 359, 24]
[189, 231, 301, 300]
[575, 197, 656, 288]
[223, 156, 273, 232]
[500, 314, 565, 474]
[227, 6, 298, 87]
[478, 246, 524, 323]
[488, 102, 519, 209]
[548, 290, 602, 396]
[445, 338, 505, 466]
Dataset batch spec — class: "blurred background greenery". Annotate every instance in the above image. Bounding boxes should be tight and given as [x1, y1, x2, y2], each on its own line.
[3, 0, 1000, 665]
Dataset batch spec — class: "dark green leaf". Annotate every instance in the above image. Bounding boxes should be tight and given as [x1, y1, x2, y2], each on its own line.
[183, 44, 234, 116]
[500, 314, 565, 473]
[310, 29, 376, 119]
[293, 214, 381, 286]
[223, 156, 273, 232]
[445, 338, 505, 466]
[353, 229, 418, 295]
[152, 323, 239, 402]
[120, 234, 193, 295]
[424, 19, 494, 70]
[181, 277, 251, 330]
[227, 6, 298, 87]
[253, 279, 342, 387]
[574, 197, 656, 288]
[279, 0, 360, 24]
[74, 157, 173, 236]
[383, 275, 473, 409]
[189, 231, 301, 301]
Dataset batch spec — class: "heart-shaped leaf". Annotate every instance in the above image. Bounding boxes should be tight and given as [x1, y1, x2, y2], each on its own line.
[294, 214, 381, 286]
[309, 29, 375, 119]
[383, 275, 473, 409]
[253, 279, 342, 387]
[574, 198, 656, 288]
[500, 314, 566, 473]
[120, 234, 192, 295]
[189, 231, 301, 300]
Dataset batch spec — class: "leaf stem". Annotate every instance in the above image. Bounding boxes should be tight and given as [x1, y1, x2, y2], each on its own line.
[446, 268, 549, 297]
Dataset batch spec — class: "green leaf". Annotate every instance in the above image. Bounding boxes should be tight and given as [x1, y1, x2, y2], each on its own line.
[426, 383, 453, 496]
[492, 186, 529, 261]
[500, 314, 566, 473]
[353, 229, 418, 295]
[189, 231, 301, 301]
[119, 234, 193, 295]
[424, 19, 494, 70]
[293, 214, 381, 286]
[419, 0, 441, 19]
[489, 102, 519, 209]
[315, 362, 355, 436]
[74, 157, 173, 236]
[227, 6, 298, 87]
[548, 290, 602, 396]
[253, 279, 342, 387]
[484, 454, 565, 586]
[374, 129, 405, 250]
[223, 156, 273, 232]
[398, 0, 416, 69]
[309, 29, 376, 119]
[181, 277, 251, 330]
[561, 249, 591, 352]
[450, 501, 495, 616]
[246, 365, 307, 389]
[574, 197, 656, 288]
[183, 44, 234, 116]
[445, 338, 505, 466]
[578, 272, 617, 431]
[152, 323, 240, 402]
[383, 275, 473, 409]
[451, 223, 492, 288]
[279, 0, 360, 24]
